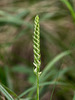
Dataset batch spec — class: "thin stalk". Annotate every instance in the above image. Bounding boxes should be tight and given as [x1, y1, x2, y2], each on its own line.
[37, 72, 39, 100]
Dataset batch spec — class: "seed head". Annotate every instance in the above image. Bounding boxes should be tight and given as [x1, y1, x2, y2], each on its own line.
[33, 15, 41, 72]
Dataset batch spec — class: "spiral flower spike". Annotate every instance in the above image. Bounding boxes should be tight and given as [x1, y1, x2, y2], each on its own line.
[33, 15, 41, 74]
[33, 15, 41, 100]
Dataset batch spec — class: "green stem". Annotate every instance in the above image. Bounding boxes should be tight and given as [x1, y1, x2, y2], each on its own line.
[37, 72, 39, 100]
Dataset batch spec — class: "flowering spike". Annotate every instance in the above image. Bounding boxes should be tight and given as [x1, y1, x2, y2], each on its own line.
[33, 15, 41, 73]
[33, 15, 41, 100]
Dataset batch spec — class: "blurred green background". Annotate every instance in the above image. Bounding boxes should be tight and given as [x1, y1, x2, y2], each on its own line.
[0, 0, 75, 100]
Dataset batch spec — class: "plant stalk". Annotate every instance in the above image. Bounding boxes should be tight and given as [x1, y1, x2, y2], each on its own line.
[37, 71, 39, 100]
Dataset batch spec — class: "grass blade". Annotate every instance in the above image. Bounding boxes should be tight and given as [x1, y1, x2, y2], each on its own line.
[0, 17, 32, 28]
[18, 81, 66, 98]
[4, 66, 13, 90]
[0, 84, 14, 100]
[1, 83, 18, 99]
[60, 0, 75, 21]
[40, 50, 71, 81]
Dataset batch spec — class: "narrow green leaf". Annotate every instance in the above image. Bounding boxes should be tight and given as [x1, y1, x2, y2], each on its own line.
[40, 50, 71, 81]
[18, 81, 66, 98]
[0, 17, 32, 28]
[39, 81, 66, 86]
[11, 65, 33, 75]
[0, 84, 14, 100]
[60, 0, 75, 21]
[19, 98, 31, 100]
[4, 66, 13, 90]
[18, 86, 36, 98]
[1, 83, 18, 98]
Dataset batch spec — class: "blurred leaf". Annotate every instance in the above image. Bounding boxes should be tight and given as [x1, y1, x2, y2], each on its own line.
[11, 65, 36, 84]
[28, 74, 36, 84]
[0, 17, 32, 28]
[4, 66, 13, 90]
[19, 80, 66, 98]
[0, 84, 14, 100]
[40, 81, 66, 86]
[60, 0, 75, 21]
[40, 50, 71, 82]
[19, 98, 31, 100]
[42, 66, 74, 82]
[18, 86, 36, 98]
[40, 13, 54, 21]
[73, 92, 75, 100]
[1, 83, 18, 99]
[11, 65, 33, 75]
[0, 67, 7, 85]
[40, 11, 67, 21]
[0, 10, 11, 17]
[16, 10, 30, 19]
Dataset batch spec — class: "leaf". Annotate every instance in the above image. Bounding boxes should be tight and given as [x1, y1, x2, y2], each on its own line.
[40, 50, 71, 82]
[19, 98, 31, 100]
[0, 17, 32, 28]
[39, 81, 66, 86]
[16, 10, 30, 19]
[18, 86, 36, 98]
[0, 84, 14, 100]
[60, 0, 75, 21]
[4, 66, 13, 90]
[73, 92, 75, 100]
[41, 66, 74, 82]
[11, 65, 33, 75]
[18, 81, 66, 98]
[1, 83, 18, 98]
[0, 10, 11, 17]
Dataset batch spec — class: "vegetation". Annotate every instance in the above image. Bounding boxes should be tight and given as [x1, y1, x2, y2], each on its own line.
[0, 0, 75, 100]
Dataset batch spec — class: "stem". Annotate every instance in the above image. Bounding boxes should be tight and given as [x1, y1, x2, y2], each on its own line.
[37, 72, 39, 100]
